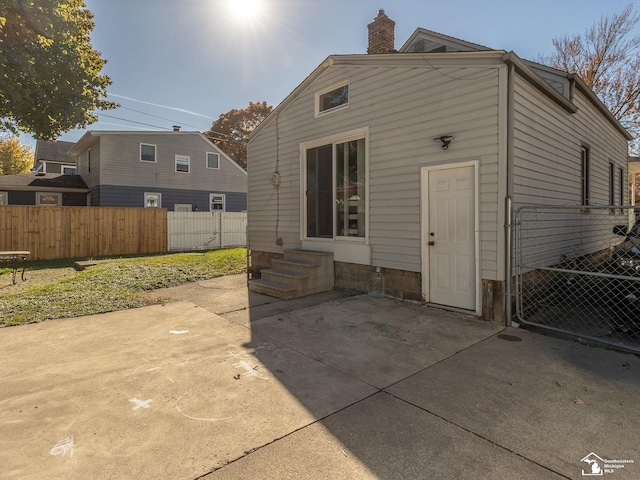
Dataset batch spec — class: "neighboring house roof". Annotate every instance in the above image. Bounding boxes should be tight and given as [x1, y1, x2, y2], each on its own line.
[68, 130, 248, 175]
[251, 27, 632, 142]
[0, 173, 89, 192]
[34, 139, 76, 167]
[399, 27, 492, 53]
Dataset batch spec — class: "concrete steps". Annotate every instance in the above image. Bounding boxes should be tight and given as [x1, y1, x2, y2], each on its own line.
[248, 249, 334, 300]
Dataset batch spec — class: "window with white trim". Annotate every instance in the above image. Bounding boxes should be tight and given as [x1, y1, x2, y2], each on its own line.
[315, 81, 349, 116]
[304, 133, 366, 239]
[174, 204, 192, 212]
[209, 193, 225, 211]
[175, 155, 190, 173]
[0, 192, 7, 205]
[140, 143, 156, 163]
[144, 192, 161, 208]
[206, 152, 220, 169]
[62, 165, 76, 174]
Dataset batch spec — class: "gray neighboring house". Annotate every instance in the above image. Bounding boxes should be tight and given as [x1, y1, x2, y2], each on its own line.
[33, 139, 77, 174]
[246, 10, 631, 322]
[0, 139, 86, 206]
[0, 173, 89, 206]
[68, 130, 248, 212]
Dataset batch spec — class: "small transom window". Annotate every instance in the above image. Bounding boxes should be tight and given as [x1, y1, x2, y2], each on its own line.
[316, 81, 349, 115]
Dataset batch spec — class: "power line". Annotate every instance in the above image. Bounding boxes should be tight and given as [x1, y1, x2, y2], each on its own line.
[96, 113, 169, 130]
[116, 106, 209, 130]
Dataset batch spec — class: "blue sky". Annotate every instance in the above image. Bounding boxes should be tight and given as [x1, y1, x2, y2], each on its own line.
[21, 0, 639, 148]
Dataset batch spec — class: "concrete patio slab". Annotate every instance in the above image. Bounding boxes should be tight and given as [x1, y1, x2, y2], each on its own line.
[0, 301, 376, 480]
[203, 392, 565, 480]
[250, 295, 504, 388]
[387, 328, 640, 479]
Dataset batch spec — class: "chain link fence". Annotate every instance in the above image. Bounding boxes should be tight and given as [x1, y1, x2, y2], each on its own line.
[513, 205, 640, 353]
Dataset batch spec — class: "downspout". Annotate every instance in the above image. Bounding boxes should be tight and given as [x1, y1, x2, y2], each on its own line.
[504, 60, 516, 326]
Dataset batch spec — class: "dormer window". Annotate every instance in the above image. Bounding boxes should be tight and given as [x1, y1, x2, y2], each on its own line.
[316, 81, 349, 116]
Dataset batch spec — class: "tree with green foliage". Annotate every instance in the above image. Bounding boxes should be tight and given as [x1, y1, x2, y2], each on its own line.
[539, 4, 640, 152]
[205, 101, 273, 169]
[0, 136, 33, 175]
[0, 0, 116, 140]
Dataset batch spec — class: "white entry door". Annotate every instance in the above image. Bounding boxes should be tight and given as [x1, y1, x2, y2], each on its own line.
[425, 165, 476, 310]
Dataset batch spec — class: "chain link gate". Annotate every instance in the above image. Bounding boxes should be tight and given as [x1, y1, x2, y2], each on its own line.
[513, 204, 640, 353]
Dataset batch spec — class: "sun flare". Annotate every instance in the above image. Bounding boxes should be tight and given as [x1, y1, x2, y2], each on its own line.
[226, 0, 264, 23]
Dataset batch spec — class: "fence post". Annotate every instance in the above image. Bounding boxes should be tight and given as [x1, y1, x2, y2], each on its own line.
[505, 196, 513, 326]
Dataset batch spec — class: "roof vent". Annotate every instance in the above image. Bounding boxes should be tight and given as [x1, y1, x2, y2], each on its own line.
[172, 125, 181, 132]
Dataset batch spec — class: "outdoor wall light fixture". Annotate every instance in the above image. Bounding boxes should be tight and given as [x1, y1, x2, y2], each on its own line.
[434, 135, 454, 150]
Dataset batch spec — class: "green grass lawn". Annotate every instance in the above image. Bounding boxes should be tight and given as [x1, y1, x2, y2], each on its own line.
[0, 248, 246, 327]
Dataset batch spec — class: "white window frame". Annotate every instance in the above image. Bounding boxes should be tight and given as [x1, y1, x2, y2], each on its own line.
[174, 204, 192, 212]
[206, 152, 220, 169]
[62, 165, 76, 175]
[0, 192, 7, 205]
[209, 193, 225, 211]
[315, 80, 350, 117]
[144, 192, 162, 208]
[36, 192, 62, 206]
[140, 143, 157, 163]
[301, 127, 369, 244]
[175, 155, 190, 173]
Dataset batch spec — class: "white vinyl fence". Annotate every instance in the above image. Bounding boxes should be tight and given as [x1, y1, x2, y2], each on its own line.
[167, 211, 247, 251]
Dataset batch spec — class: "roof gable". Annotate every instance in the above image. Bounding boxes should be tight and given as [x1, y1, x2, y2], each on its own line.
[400, 28, 491, 53]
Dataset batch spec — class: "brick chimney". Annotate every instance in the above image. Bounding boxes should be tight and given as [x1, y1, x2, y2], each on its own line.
[367, 9, 395, 54]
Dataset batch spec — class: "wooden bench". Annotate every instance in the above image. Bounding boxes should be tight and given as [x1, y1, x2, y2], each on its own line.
[0, 251, 30, 285]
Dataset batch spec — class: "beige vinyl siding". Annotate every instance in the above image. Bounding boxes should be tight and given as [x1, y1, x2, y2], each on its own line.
[512, 76, 627, 205]
[512, 73, 629, 266]
[78, 141, 100, 189]
[249, 57, 504, 281]
[98, 133, 247, 192]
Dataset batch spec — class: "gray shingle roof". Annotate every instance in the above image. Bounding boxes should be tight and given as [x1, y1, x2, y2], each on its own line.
[0, 173, 88, 190]
[35, 140, 76, 165]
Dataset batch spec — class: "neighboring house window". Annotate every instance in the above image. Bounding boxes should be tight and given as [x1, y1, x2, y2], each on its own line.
[304, 134, 366, 239]
[609, 162, 615, 206]
[87, 148, 91, 173]
[0, 192, 7, 205]
[144, 192, 161, 208]
[315, 81, 349, 116]
[62, 166, 76, 174]
[206, 152, 220, 169]
[581, 146, 590, 206]
[175, 155, 190, 173]
[174, 204, 192, 212]
[140, 143, 156, 163]
[44, 162, 61, 173]
[36, 193, 61, 206]
[210, 194, 225, 211]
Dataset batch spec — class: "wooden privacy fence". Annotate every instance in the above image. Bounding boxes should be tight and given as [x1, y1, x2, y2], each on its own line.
[0, 206, 167, 261]
[167, 211, 247, 251]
